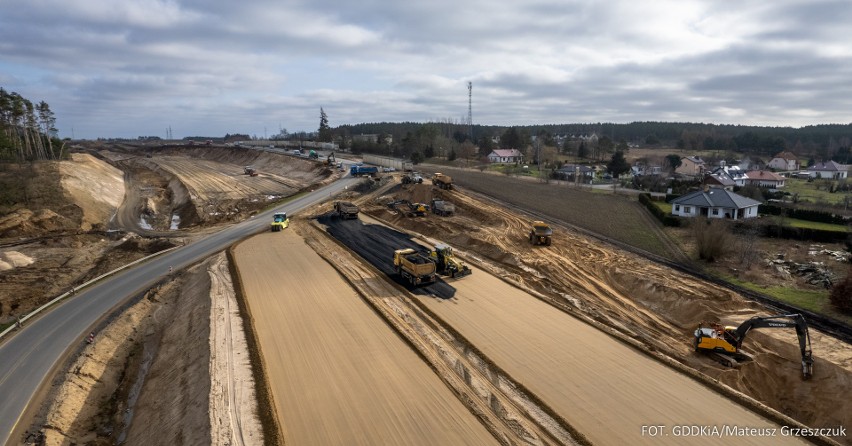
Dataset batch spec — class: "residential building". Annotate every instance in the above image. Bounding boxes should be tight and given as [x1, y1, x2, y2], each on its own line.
[807, 161, 849, 179]
[738, 156, 764, 171]
[767, 151, 800, 171]
[704, 173, 735, 190]
[555, 164, 596, 180]
[670, 187, 761, 220]
[487, 149, 525, 163]
[709, 165, 748, 187]
[744, 170, 786, 188]
[675, 156, 705, 177]
[631, 164, 662, 176]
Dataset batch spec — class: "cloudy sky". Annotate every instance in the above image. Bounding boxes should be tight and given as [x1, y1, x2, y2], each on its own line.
[1, 0, 851, 139]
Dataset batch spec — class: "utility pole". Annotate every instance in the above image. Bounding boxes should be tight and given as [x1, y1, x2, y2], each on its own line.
[468, 82, 473, 142]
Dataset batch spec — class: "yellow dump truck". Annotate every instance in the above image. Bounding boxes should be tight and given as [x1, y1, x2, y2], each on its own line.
[432, 172, 453, 190]
[393, 248, 437, 286]
[529, 221, 552, 245]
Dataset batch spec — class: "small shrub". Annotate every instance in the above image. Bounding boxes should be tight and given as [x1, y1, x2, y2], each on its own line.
[692, 218, 732, 262]
[829, 269, 852, 314]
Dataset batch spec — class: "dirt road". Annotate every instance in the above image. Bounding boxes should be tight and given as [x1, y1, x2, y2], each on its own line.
[233, 230, 499, 445]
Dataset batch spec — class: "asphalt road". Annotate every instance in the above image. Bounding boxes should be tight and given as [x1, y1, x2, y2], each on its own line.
[321, 215, 457, 298]
[0, 175, 361, 446]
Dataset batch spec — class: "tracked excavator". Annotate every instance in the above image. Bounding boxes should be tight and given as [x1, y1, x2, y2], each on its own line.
[694, 313, 814, 379]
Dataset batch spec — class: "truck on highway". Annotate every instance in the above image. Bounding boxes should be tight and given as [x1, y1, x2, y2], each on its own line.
[334, 201, 359, 219]
[393, 248, 437, 286]
[350, 165, 379, 177]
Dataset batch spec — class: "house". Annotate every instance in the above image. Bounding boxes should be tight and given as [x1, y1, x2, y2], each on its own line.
[708, 164, 748, 187]
[555, 164, 596, 180]
[670, 187, 761, 220]
[744, 170, 786, 188]
[675, 156, 705, 177]
[704, 173, 735, 190]
[767, 151, 800, 171]
[807, 161, 849, 179]
[738, 156, 764, 171]
[487, 149, 524, 163]
[631, 164, 663, 176]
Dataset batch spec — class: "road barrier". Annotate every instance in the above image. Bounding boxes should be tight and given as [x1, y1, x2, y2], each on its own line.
[0, 246, 180, 342]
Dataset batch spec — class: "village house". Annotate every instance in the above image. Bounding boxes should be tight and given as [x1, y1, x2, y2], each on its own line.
[675, 156, 705, 177]
[708, 164, 748, 187]
[767, 151, 800, 171]
[744, 170, 786, 188]
[670, 187, 761, 220]
[807, 161, 849, 180]
[555, 164, 596, 180]
[487, 149, 525, 164]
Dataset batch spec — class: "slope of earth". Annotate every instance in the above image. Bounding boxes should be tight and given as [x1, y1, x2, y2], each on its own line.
[233, 230, 500, 446]
[416, 165, 685, 261]
[359, 182, 852, 439]
[96, 144, 336, 231]
[28, 253, 260, 446]
[0, 153, 178, 323]
[320, 214, 819, 445]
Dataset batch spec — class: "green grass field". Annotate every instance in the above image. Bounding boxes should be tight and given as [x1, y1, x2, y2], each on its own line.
[783, 178, 851, 205]
[719, 274, 852, 324]
[784, 217, 850, 232]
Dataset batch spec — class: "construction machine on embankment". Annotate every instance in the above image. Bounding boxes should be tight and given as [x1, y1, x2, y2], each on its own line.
[393, 248, 437, 286]
[270, 212, 290, 231]
[694, 313, 814, 379]
[529, 221, 553, 245]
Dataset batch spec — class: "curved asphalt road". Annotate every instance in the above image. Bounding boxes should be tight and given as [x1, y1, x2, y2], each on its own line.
[0, 175, 361, 445]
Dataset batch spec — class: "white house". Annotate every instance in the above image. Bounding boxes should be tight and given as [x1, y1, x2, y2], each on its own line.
[744, 170, 786, 188]
[487, 149, 524, 163]
[670, 187, 761, 220]
[807, 161, 849, 179]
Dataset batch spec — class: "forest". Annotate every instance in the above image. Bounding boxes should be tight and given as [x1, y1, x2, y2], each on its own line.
[0, 88, 63, 161]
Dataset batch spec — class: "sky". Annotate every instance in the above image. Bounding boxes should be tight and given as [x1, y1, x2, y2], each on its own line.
[1, 0, 851, 139]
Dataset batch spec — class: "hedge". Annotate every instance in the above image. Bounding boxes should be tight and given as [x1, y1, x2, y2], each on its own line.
[759, 203, 850, 225]
[735, 222, 851, 243]
[639, 193, 681, 227]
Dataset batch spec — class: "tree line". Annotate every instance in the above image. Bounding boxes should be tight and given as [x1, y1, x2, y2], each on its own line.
[327, 119, 852, 164]
[0, 87, 63, 162]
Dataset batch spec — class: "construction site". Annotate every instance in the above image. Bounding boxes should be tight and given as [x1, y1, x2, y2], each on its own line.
[1, 143, 850, 445]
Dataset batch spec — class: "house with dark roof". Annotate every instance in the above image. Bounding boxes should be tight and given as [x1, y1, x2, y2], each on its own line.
[555, 164, 596, 180]
[709, 164, 748, 187]
[487, 149, 524, 163]
[767, 151, 800, 171]
[704, 173, 736, 190]
[807, 161, 849, 179]
[670, 187, 761, 220]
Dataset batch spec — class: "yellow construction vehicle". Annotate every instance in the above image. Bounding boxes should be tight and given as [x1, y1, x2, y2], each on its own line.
[270, 212, 289, 231]
[394, 248, 437, 286]
[429, 243, 471, 278]
[529, 221, 552, 245]
[694, 313, 814, 379]
[432, 172, 453, 190]
[324, 152, 336, 166]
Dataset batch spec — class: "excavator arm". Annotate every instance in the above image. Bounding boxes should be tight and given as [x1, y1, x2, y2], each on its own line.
[730, 314, 814, 379]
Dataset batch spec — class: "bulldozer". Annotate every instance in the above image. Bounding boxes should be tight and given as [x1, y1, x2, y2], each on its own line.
[429, 243, 471, 278]
[529, 221, 552, 245]
[694, 313, 814, 379]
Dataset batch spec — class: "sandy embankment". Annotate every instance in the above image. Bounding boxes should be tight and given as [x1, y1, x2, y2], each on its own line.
[58, 153, 125, 231]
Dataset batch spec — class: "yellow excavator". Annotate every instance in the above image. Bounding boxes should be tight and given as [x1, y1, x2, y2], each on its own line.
[429, 243, 471, 278]
[694, 313, 814, 379]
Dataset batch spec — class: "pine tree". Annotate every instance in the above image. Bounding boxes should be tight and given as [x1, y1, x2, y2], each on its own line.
[318, 108, 332, 142]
